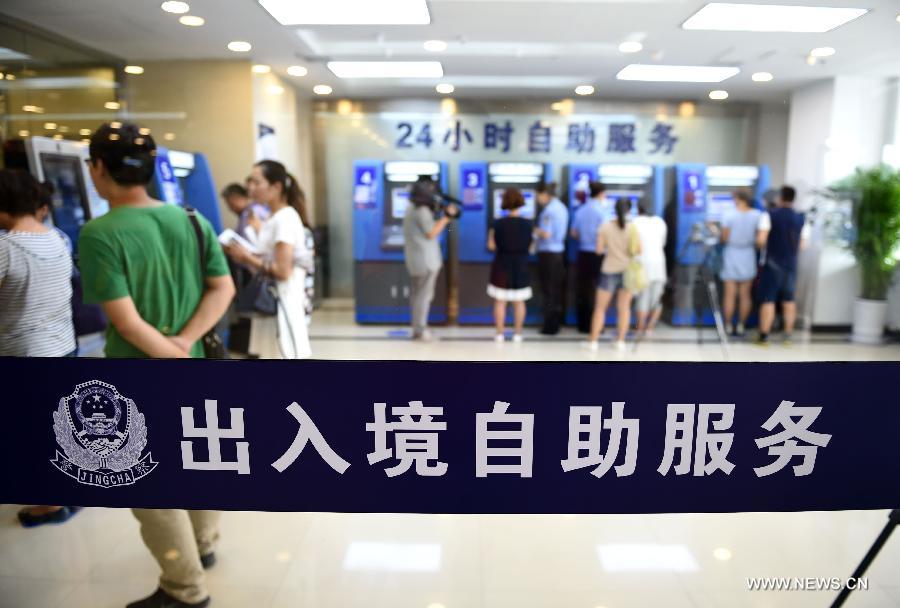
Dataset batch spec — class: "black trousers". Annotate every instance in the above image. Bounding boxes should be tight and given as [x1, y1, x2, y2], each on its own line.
[537, 252, 565, 334]
[576, 251, 602, 333]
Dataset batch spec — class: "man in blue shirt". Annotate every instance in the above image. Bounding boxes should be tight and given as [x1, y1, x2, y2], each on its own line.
[570, 181, 608, 332]
[757, 185, 807, 344]
[534, 182, 569, 334]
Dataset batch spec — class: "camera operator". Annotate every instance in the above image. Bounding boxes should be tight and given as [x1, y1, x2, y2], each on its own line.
[403, 175, 459, 340]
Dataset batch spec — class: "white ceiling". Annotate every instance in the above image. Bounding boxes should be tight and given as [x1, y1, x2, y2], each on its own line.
[2, 0, 899, 102]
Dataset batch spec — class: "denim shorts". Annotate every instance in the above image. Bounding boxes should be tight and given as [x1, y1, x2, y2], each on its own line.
[758, 262, 797, 303]
[598, 272, 625, 293]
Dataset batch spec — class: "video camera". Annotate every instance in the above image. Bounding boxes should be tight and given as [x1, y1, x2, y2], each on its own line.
[411, 177, 463, 220]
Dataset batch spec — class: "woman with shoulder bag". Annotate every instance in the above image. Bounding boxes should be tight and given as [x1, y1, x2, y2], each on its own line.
[224, 160, 312, 359]
[587, 198, 641, 352]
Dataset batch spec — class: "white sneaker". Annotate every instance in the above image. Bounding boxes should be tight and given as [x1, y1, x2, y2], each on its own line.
[585, 341, 599, 352]
[494, 334, 505, 343]
[615, 340, 626, 351]
[512, 334, 524, 343]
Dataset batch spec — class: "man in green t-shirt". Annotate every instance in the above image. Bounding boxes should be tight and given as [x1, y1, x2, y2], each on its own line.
[80, 122, 234, 608]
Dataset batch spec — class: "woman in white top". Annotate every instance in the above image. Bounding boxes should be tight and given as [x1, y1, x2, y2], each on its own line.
[632, 200, 668, 336]
[224, 160, 311, 359]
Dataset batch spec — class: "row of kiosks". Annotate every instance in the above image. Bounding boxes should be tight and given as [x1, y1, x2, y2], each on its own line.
[564, 163, 666, 325]
[24, 137, 110, 251]
[150, 148, 223, 233]
[352, 160, 450, 324]
[456, 161, 551, 325]
[667, 163, 770, 325]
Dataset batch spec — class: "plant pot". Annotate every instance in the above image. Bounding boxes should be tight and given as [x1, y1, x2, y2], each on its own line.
[852, 298, 887, 344]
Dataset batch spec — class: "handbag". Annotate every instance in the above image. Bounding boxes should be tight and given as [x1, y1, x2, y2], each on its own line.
[185, 207, 229, 359]
[236, 273, 278, 316]
[624, 223, 649, 293]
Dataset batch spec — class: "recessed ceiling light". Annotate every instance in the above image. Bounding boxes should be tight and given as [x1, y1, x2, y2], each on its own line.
[751, 71, 774, 82]
[709, 89, 729, 100]
[327, 61, 443, 79]
[5, 74, 15, 80]
[268, 85, 284, 95]
[617, 64, 739, 83]
[22, 105, 44, 113]
[424, 40, 447, 52]
[43, 122, 57, 131]
[313, 84, 333, 95]
[164, 132, 176, 141]
[252, 64, 271, 74]
[179, 15, 205, 26]
[110, 121, 122, 129]
[228, 41, 252, 52]
[105, 101, 121, 110]
[18, 130, 30, 137]
[287, 65, 308, 77]
[810, 46, 836, 58]
[59, 126, 70, 133]
[81, 138, 90, 144]
[259, 0, 430, 25]
[682, 3, 868, 33]
[161, 1, 190, 14]
[575, 85, 595, 95]
[53, 134, 64, 141]
[124, 65, 145, 75]
[436, 83, 455, 94]
[79, 128, 92, 136]
[619, 41, 643, 54]
[139, 127, 151, 135]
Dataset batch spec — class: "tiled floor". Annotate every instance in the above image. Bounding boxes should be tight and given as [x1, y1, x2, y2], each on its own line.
[6, 307, 900, 608]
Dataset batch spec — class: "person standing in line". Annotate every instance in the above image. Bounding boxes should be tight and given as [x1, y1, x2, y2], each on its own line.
[533, 182, 568, 335]
[570, 181, 608, 332]
[757, 185, 808, 345]
[488, 188, 533, 343]
[220, 182, 269, 244]
[224, 160, 312, 358]
[632, 199, 668, 337]
[720, 188, 768, 337]
[402, 175, 456, 340]
[78, 122, 235, 608]
[588, 198, 641, 351]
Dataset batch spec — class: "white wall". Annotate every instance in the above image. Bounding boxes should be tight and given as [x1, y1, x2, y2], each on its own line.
[756, 103, 789, 188]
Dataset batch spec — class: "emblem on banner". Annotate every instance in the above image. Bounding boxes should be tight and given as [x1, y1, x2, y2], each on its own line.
[50, 380, 157, 488]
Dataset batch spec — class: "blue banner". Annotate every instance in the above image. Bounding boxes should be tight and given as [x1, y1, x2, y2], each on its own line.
[2, 359, 898, 514]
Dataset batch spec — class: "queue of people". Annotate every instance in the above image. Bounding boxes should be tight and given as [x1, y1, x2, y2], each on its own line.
[404, 178, 806, 349]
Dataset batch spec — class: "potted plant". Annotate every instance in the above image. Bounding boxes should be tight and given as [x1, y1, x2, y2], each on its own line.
[826, 165, 900, 344]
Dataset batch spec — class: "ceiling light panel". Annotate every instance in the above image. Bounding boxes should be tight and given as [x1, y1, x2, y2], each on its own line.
[328, 61, 443, 79]
[259, 0, 430, 25]
[682, 3, 868, 33]
[617, 64, 739, 83]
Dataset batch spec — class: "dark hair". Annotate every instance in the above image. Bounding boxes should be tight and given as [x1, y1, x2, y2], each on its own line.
[615, 197, 630, 229]
[221, 183, 248, 199]
[733, 187, 753, 206]
[89, 122, 156, 186]
[589, 181, 606, 198]
[501, 187, 525, 211]
[255, 159, 311, 227]
[637, 197, 652, 216]
[411, 175, 437, 208]
[781, 185, 796, 203]
[0, 169, 42, 216]
[536, 181, 557, 197]
[38, 181, 55, 209]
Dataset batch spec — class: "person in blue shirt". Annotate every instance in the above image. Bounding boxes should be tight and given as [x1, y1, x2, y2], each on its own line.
[757, 185, 808, 345]
[534, 182, 568, 334]
[570, 181, 608, 333]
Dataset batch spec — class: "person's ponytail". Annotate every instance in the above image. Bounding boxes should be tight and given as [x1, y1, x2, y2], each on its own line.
[285, 172, 311, 227]
[615, 197, 629, 230]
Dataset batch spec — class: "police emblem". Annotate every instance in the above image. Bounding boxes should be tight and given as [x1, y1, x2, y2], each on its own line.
[50, 380, 157, 487]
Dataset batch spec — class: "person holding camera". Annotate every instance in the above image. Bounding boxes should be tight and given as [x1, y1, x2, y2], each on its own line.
[403, 175, 458, 341]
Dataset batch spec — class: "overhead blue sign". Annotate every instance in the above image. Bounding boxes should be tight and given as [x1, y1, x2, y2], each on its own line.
[3, 359, 897, 514]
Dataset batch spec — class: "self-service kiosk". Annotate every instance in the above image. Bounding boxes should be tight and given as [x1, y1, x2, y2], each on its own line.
[24, 137, 109, 250]
[151, 148, 223, 233]
[457, 161, 551, 324]
[667, 164, 770, 325]
[563, 163, 665, 326]
[352, 160, 449, 324]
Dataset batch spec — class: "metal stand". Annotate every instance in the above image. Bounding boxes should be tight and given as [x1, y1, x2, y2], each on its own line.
[675, 227, 730, 359]
[830, 509, 900, 607]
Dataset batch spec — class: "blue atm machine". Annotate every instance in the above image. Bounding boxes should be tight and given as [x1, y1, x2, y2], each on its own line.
[563, 163, 665, 326]
[151, 148, 223, 232]
[667, 163, 771, 325]
[457, 161, 551, 325]
[352, 160, 449, 324]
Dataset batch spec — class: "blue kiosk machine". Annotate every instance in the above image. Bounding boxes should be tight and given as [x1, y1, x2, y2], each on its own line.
[563, 163, 665, 326]
[151, 148, 223, 232]
[352, 160, 449, 324]
[456, 161, 551, 325]
[667, 163, 771, 325]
